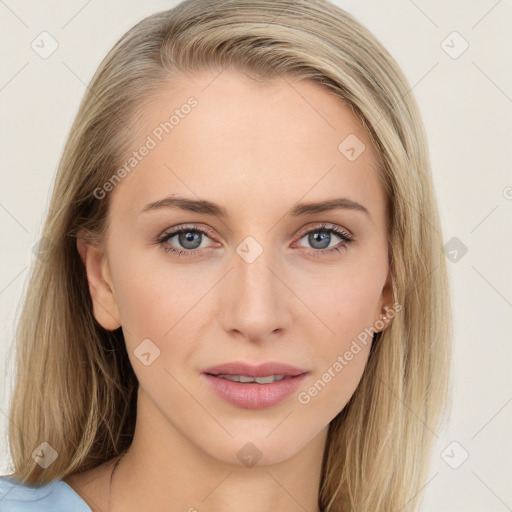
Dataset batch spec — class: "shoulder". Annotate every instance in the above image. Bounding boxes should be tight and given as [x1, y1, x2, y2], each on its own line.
[0, 474, 92, 511]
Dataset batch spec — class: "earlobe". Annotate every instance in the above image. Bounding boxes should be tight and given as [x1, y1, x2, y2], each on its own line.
[76, 231, 121, 331]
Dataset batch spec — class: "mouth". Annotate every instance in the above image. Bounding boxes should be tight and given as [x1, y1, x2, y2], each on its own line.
[201, 361, 310, 409]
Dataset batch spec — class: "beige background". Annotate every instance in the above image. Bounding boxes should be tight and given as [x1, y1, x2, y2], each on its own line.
[1, 1, 511, 510]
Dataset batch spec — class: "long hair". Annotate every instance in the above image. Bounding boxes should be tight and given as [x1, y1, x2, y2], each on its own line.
[4, 1, 452, 510]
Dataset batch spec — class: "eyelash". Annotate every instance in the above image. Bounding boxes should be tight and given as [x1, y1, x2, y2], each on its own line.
[154, 223, 354, 258]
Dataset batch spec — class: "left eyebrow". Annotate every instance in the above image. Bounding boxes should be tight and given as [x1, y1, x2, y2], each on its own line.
[139, 195, 372, 222]
[288, 197, 372, 221]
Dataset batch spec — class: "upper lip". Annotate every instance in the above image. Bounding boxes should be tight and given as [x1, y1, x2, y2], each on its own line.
[202, 361, 309, 378]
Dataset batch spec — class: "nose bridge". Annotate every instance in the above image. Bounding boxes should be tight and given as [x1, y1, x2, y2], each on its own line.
[221, 233, 290, 339]
[235, 234, 280, 307]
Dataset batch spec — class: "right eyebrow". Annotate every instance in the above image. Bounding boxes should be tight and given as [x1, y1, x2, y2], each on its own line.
[140, 196, 228, 217]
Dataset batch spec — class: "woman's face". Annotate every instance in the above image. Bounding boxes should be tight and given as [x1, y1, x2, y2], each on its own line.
[83, 68, 392, 467]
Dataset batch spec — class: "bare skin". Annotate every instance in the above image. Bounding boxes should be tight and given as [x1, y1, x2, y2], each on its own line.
[67, 68, 393, 512]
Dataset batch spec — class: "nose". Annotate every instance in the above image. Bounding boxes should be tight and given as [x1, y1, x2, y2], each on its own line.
[219, 241, 293, 342]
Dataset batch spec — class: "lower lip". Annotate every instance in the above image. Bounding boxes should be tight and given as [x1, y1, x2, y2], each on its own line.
[202, 373, 308, 409]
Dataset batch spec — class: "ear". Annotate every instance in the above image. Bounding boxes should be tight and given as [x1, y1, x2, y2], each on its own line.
[373, 268, 394, 332]
[76, 230, 121, 331]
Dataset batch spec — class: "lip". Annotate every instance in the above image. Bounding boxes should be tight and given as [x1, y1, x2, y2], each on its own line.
[201, 361, 309, 410]
[202, 361, 309, 378]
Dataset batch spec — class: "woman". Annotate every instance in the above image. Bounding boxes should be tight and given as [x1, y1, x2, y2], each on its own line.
[0, 0, 452, 510]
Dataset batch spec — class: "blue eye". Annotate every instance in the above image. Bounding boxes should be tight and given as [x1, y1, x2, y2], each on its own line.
[155, 225, 213, 257]
[155, 223, 353, 258]
[295, 223, 353, 256]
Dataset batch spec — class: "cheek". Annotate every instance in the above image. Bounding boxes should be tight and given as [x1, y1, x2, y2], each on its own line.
[316, 294, 374, 391]
[298, 312, 373, 421]
[109, 248, 212, 383]
[298, 265, 383, 340]
[109, 245, 203, 335]
[293, 267, 380, 409]
[295, 330, 372, 429]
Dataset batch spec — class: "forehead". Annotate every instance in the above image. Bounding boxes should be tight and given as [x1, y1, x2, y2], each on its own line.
[110, 68, 386, 225]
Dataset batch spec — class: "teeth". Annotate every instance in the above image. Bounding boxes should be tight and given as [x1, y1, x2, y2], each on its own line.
[216, 374, 287, 384]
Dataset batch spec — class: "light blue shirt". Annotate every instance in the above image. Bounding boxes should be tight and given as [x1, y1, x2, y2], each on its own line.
[0, 475, 91, 511]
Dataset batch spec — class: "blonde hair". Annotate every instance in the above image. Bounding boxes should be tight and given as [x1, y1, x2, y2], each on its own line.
[4, 1, 452, 510]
